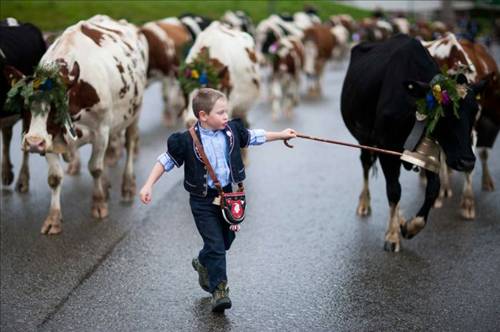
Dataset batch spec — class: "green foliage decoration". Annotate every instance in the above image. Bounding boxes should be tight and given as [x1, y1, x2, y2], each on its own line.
[5, 64, 72, 126]
[178, 48, 221, 95]
[414, 73, 463, 136]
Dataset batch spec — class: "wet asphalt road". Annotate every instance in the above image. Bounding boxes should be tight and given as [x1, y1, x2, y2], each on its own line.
[1, 47, 500, 331]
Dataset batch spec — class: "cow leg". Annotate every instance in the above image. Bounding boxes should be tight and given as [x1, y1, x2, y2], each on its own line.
[15, 150, 30, 193]
[122, 120, 138, 202]
[1, 125, 14, 186]
[356, 149, 377, 216]
[105, 132, 123, 166]
[480, 148, 494, 191]
[65, 142, 81, 176]
[283, 79, 295, 119]
[434, 154, 452, 208]
[271, 77, 282, 121]
[162, 76, 177, 127]
[379, 155, 404, 252]
[460, 172, 475, 220]
[41, 153, 63, 235]
[90, 128, 110, 219]
[401, 169, 440, 240]
[15, 118, 31, 192]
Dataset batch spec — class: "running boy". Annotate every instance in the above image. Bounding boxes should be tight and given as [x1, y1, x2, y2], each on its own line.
[139, 88, 296, 312]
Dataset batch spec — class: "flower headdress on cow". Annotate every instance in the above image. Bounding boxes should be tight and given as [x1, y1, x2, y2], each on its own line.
[414, 72, 465, 136]
[5, 64, 76, 138]
[178, 48, 221, 95]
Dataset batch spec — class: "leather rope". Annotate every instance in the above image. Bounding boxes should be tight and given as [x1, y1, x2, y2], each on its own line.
[284, 133, 403, 157]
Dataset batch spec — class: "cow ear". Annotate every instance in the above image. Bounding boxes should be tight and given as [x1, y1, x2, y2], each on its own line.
[455, 73, 468, 85]
[403, 80, 429, 97]
[3, 65, 25, 86]
[217, 66, 229, 80]
[61, 61, 80, 88]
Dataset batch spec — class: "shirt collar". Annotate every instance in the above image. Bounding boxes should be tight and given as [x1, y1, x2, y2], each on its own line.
[198, 122, 220, 137]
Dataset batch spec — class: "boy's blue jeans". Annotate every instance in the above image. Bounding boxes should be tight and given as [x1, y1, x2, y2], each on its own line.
[189, 186, 235, 293]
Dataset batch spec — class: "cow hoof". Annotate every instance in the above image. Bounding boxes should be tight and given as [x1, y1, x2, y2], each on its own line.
[356, 198, 371, 216]
[41, 210, 62, 235]
[15, 177, 29, 193]
[2, 167, 14, 186]
[383, 240, 400, 252]
[433, 197, 443, 208]
[460, 196, 475, 220]
[92, 202, 109, 219]
[400, 217, 425, 239]
[482, 177, 495, 192]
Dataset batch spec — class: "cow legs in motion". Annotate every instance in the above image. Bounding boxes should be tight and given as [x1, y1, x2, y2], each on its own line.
[1, 125, 15, 186]
[41, 153, 64, 234]
[400, 168, 441, 243]
[356, 149, 377, 216]
[479, 148, 495, 191]
[460, 172, 475, 219]
[1, 123, 30, 193]
[379, 155, 405, 252]
[89, 127, 110, 219]
[122, 120, 138, 202]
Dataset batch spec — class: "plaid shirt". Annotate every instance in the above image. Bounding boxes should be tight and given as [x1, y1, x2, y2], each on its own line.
[158, 125, 266, 188]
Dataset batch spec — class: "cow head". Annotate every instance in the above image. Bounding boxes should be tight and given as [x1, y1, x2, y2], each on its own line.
[6, 61, 80, 154]
[404, 73, 487, 172]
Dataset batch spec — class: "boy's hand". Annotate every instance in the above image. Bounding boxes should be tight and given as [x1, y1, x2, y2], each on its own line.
[139, 185, 152, 204]
[281, 128, 297, 140]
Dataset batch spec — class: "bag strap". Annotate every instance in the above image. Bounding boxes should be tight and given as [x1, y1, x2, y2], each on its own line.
[189, 126, 224, 194]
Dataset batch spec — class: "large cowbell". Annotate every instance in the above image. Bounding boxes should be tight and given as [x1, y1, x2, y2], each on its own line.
[400, 119, 441, 173]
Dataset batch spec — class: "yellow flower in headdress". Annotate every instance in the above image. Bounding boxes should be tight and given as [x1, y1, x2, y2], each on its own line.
[191, 69, 199, 79]
[432, 84, 442, 103]
[33, 78, 42, 89]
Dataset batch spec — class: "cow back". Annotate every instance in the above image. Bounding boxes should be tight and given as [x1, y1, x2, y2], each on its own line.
[341, 34, 439, 148]
[0, 21, 46, 114]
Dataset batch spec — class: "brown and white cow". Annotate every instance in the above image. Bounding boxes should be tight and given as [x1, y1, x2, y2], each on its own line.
[303, 24, 335, 97]
[140, 18, 192, 126]
[12, 15, 148, 234]
[422, 33, 499, 219]
[183, 21, 260, 128]
[268, 36, 304, 120]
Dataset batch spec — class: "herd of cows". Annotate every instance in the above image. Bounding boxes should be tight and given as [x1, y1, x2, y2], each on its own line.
[0, 9, 498, 252]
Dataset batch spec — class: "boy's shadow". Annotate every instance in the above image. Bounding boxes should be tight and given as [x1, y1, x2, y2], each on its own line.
[192, 297, 233, 331]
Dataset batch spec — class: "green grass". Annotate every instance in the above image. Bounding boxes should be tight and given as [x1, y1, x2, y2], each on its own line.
[0, 0, 370, 31]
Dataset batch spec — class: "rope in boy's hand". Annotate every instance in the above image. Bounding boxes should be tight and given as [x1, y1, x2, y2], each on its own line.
[283, 133, 403, 157]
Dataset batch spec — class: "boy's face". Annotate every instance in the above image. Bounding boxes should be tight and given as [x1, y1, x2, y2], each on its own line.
[199, 98, 229, 130]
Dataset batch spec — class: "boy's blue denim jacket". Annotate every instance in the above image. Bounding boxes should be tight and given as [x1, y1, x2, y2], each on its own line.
[166, 119, 251, 197]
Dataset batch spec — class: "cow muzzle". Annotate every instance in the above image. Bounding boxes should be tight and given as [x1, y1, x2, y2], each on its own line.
[24, 135, 48, 154]
[455, 156, 476, 172]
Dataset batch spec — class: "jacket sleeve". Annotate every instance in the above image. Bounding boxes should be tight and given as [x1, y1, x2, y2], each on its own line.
[230, 118, 251, 148]
[166, 132, 186, 167]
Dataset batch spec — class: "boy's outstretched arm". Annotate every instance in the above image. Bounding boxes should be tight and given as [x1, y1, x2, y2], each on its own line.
[265, 128, 297, 142]
[139, 162, 165, 204]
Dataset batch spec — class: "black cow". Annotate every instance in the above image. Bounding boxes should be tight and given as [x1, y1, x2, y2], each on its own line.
[341, 34, 484, 252]
[0, 18, 46, 192]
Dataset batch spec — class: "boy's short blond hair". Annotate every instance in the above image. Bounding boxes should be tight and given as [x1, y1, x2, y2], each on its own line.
[192, 88, 226, 118]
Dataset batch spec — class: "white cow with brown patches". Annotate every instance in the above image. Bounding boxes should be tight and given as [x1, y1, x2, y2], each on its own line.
[13, 15, 148, 234]
[140, 18, 192, 126]
[268, 36, 304, 120]
[183, 21, 260, 127]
